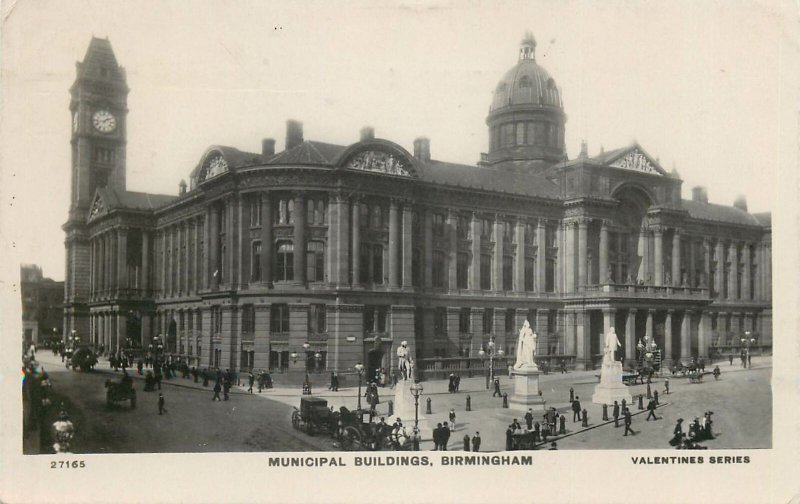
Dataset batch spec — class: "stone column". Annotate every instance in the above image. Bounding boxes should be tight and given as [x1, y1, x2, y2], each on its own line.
[555, 222, 564, 293]
[599, 220, 609, 284]
[575, 310, 590, 370]
[664, 310, 673, 366]
[260, 192, 273, 284]
[703, 238, 711, 289]
[742, 243, 751, 300]
[637, 228, 648, 282]
[514, 219, 525, 293]
[625, 309, 637, 367]
[423, 209, 433, 288]
[728, 243, 738, 300]
[754, 243, 762, 300]
[470, 213, 480, 290]
[402, 203, 413, 288]
[653, 226, 663, 286]
[446, 210, 458, 290]
[564, 221, 575, 293]
[698, 311, 710, 358]
[203, 207, 210, 290]
[351, 199, 361, 286]
[141, 231, 150, 293]
[565, 311, 576, 358]
[168, 226, 175, 296]
[336, 194, 351, 288]
[681, 310, 692, 359]
[577, 218, 588, 290]
[492, 216, 504, 291]
[672, 230, 681, 286]
[714, 241, 724, 297]
[536, 219, 546, 292]
[293, 193, 307, 285]
[388, 199, 400, 288]
[227, 197, 238, 288]
[193, 217, 201, 294]
[645, 309, 654, 342]
[688, 238, 696, 287]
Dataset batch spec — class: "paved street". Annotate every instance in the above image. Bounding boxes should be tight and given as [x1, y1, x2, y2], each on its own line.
[33, 353, 337, 453]
[31, 351, 771, 453]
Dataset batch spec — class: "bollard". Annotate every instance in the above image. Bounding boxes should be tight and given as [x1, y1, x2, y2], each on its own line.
[485, 373, 490, 390]
[602, 403, 609, 421]
[622, 398, 627, 411]
[569, 387, 575, 403]
[502, 392, 509, 409]
[582, 409, 589, 427]
[664, 378, 670, 395]
[463, 434, 470, 451]
[426, 397, 432, 415]
[654, 390, 659, 406]
[388, 400, 394, 417]
[466, 395, 471, 412]
[637, 394, 644, 410]
[646, 383, 652, 399]
[559, 415, 566, 435]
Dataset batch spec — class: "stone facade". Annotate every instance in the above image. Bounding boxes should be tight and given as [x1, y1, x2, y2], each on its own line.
[63, 35, 772, 380]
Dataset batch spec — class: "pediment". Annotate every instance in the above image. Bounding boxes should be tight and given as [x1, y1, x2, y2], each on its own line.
[337, 140, 418, 178]
[87, 193, 107, 221]
[606, 146, 667, 176]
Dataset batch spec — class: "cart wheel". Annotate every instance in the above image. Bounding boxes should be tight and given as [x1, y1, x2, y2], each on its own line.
[340, 426, 361, 451]
[291, 409, 300, 430]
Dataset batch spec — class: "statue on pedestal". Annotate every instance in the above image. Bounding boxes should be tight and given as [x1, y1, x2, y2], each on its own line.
[603, 327, 621, 365]
[514, 320, 538, 370]
[397, 341, 412, 381]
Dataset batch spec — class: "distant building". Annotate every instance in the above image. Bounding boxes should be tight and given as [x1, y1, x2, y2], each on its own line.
[62, 34, 771, 376]
[21, 265, 64, 347]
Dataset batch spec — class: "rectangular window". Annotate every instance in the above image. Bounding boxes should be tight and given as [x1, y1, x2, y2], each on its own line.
[249, 197, 262, 227]
[505, 309, 515, 333]
[459, 308, 471, 334]
[516, 122, 525, 146]
[504, 221, 514, 243]
[480, 254, 492, 290]
[432, 250, 446, 288]
[270, 304, 290, 333]
[372, 244, 383, 283]
[502, 255, 513, 291]
[481, 219, 493, 241]
[212, 306, 222, 334]
[457, 215, 470, 240]
[456, 252, 469, 289]
[526, 122, 535, 145]
[275, 241, 294, 281]
[525, 223, 536, 245]
[546, 258, 556, 292]
[306, 241, 325, 282]
[432, 213, 446, 236]
[434, 307, 447, 336]
[359, 243, 370, 284]
[241, 304, 255, 334]
[308, 304, 327, 334]
[251, 241, 262, 281]
[377, 307, 388, 333]
[483, 308, 494, 335]
[501, 123, 515, 147]
[524, 257, 535, 291]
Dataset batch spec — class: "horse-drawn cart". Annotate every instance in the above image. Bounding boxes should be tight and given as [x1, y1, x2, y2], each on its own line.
[105, 375, 136, 408]
[291, 397, 335, 436]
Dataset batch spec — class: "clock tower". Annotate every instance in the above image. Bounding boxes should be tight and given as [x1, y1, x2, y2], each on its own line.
[63, 37, 129, 342]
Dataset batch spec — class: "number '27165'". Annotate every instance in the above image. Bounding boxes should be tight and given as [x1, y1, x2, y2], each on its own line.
[50, 460, 85, 469]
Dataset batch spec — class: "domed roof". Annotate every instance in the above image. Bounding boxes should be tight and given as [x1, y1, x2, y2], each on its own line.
[490, 33, 562, 112]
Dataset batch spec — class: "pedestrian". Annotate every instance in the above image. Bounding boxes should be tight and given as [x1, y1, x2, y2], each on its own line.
[506, 426, 514, 451]
[433, 423, 442, 451]
[449, 408, 456, 432]
[704, 412, 714, 440]
[623, 409, 635, 436]
[212, 381, 222, 401]
[713, 365, 721, 380]
[463, 434, 470, 451]
[440, 420, 451, 451]
[493, 378, 501, 397]
[248, 372, 254, 393]
[223, 379, 231, 401]
[449, 373, 456, 393]
[455, 374, 461, 392]
[729, 354, 734, 366]
[748, 353, 752, 367]
[559, 414, 566, 435]
[155, 367, 162, 390]
[572, 396, 582, 422]
[646, 398, 658, 421]
[333, 372, 339, 392]
[664, 377, 669, 395]
[654, 390, 659, 405]
[560, 359, 567, 373]
[613, 400, 620, 427]
[569, 387, 574, 403]
[471, 432, 481, 452]
[329, 371, 335, 391]
[670, 418, 684, 447]
[158, 393, 166, 414]
[581, 408, 588, 427]
[533, 421, 541, 442]
[525, 409, 534, 430]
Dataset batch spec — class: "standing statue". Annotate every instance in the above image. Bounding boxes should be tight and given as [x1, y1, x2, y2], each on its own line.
[514, 320, 538, 369]
[396, 341, 411, 381]
[603, 327, 621, 365]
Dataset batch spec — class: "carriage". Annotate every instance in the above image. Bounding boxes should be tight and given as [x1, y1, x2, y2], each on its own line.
[105, 376, 136, 408]
[291, 397, 336, 435]
[69, 346, 98, 372]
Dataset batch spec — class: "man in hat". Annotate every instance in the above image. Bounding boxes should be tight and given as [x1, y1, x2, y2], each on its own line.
[525, 409, 534, 431]
[158, 393, 166, 415]
[613, 400, 620, 427]
[440, 418, 451, 450]
[471, 432, 482, 452]
[645, 397, 658, 421]
[623, 409, 635, 436]
[432, 422, 442, 451]
[572, 396, 582, 422]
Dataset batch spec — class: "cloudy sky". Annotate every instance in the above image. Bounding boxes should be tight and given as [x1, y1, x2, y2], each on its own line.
[1, 0, 795, 281]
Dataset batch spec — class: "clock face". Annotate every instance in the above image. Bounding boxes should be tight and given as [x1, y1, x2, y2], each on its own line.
[92, 110, 117, 133]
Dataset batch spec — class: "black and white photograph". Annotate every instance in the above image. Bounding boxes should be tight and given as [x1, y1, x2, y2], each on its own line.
[1, 1, 797, 503]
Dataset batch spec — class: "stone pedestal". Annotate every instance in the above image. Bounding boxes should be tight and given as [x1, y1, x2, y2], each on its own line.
[508, 366, 546, 411]
[393, 380, 427, 433]
[592, 360, 632, 405]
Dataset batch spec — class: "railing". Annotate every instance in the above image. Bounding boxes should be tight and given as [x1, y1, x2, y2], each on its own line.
[579, 283, 709, 299]
[415, 354, 576, 380]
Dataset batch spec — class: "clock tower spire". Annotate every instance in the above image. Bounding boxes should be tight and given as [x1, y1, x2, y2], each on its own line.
[63, 37, 129, 343]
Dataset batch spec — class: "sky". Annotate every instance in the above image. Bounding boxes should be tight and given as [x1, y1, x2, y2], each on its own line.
[0, 0, 795, 281]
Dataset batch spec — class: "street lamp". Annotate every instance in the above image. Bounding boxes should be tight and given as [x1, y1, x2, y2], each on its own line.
[409, 382, 423, 450]
[741, 331, 756, 368]
[354, 362, 364, 410]
[479, 337, 504, 388]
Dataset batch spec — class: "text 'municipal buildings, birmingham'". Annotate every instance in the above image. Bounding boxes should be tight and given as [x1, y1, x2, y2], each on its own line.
[62, 33, 772, 378]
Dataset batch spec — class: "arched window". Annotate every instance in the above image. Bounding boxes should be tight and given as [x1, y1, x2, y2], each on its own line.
[275, 241, 294, 281]
[306, 241, 325, 282]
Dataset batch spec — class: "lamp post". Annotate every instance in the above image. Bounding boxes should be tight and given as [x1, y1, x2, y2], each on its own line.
[410, 382, 423, 450]
[479, 336, 504, 388]
[302, 342, 311, 372]
[741, 331, 756, 368]
[354, 363, 364, 410]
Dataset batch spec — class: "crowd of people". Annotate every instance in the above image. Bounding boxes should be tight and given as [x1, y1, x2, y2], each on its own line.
[670, 412, 714, 449]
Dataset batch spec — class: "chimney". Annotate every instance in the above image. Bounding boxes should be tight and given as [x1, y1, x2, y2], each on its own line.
[691, 186, 708, 204]
[733, 194, 748, 212]
[261, 138, 276, 158]
[413, 137, 430, 162]
[179, 179, 187, 195]
[360, 126, 375, 141]
[285, 120, 303, 150]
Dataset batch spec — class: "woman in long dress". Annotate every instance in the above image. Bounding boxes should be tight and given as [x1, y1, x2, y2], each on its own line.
[514, 320, 537, 369]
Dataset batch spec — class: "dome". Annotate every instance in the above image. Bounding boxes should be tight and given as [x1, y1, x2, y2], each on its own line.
[490, 32, 562, 111]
